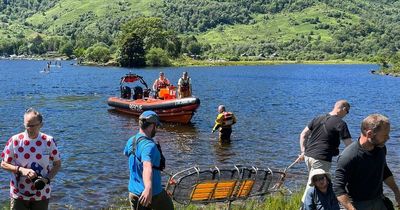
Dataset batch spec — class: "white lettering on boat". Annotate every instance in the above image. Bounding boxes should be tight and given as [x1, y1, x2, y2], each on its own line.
[175, 99, 190, 106]
[129, 104, 143, 111]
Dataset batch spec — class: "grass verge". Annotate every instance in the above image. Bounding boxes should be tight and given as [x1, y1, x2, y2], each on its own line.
[105, 190, 303, 210]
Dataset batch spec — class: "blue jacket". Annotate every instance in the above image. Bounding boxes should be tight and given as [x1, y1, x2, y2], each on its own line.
[303, 183, 340, 210]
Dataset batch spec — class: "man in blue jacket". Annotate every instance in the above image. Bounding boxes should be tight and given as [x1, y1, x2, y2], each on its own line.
[124, 111, 173, 210]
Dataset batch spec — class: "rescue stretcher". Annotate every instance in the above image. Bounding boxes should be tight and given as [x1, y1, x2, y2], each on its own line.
[165, 163, 296, 209]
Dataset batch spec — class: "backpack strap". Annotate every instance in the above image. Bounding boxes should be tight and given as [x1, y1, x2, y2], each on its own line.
[131, 135, 165, 171]
[131, 135, 149, 159]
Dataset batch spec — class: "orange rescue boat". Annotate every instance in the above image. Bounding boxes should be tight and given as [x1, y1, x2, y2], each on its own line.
[107, 73, 200, 124]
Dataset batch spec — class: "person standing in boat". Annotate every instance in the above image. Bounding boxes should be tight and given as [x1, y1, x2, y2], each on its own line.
[212, 105, 237, 143]
[177, 71, 192, 98]
[1, 108, 61, 210]
[152, 72, 171, 98]
[123, 111, 174, 210]
[297, 99, 353, 202]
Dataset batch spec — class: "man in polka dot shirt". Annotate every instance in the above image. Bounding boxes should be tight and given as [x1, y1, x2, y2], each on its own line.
[1, 108, 61, 210]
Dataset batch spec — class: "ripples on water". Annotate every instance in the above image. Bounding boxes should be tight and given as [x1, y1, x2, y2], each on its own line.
[0, 61, 399, 208]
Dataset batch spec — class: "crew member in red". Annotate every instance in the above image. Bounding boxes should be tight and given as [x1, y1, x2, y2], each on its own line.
[212, 105, 237, 143]
[152, 72, 171, 98]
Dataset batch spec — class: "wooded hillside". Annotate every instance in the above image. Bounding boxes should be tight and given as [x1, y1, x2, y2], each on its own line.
[1, 0, 399, 66]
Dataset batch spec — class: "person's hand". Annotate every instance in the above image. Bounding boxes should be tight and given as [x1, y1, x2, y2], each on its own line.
[295, 153, 305, 163]
[20, 167, 37, 179]
[139, 187, 152, 207]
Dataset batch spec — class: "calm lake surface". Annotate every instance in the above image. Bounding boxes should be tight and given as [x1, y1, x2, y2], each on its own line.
[0, 60, 399, 209]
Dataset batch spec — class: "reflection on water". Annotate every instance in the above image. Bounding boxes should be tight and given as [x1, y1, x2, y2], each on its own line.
[213, 142, 236, 163]
[1, 61, 399, 208]
[55, 95, 101, 102]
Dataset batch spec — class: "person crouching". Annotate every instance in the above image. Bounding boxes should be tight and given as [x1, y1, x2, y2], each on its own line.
[303, 169, 340, 210]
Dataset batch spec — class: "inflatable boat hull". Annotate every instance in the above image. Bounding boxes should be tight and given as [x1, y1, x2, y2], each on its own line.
[107, 97, 200, 124]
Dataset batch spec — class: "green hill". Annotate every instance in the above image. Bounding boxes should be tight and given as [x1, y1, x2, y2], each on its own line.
[0, 0, 399, 64]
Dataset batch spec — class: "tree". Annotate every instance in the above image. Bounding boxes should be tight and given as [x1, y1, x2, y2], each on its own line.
[120, 17, 167, 51]
[119, 17, 181, 59]
[118, 33, 145, 67]
[187, 42, 203, 55]
[73, 47, 85, 58]
[84, 43, 111, 63]
[59, 41, 74, 58]
[29, 34, 46, 54]
[145, 48, 171, 67]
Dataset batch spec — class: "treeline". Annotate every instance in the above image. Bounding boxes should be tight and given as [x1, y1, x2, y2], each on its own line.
[153, 0, 311, 33]
[153, 0, 343, 33]
[152, 0, 400, 62]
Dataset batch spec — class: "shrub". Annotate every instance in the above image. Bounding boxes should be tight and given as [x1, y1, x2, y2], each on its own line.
[84, 43, 111, 63]
[145, 48, 171, 67]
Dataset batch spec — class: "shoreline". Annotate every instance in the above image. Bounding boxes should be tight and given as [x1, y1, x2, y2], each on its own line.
[171, 58, 373, 67]
[0, 56, 375, 67]
[83, 58, 373, 68]
[371, 70, 400, 77]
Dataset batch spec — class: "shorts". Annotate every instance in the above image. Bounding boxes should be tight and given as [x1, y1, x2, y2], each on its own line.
[11, 198, 49, 210]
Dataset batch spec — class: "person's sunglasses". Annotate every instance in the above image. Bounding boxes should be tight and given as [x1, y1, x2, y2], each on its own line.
[313, 175, 326, 182]
[24, 122, 41, 128]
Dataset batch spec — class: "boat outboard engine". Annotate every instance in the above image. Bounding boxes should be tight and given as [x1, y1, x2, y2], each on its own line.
[133, 86, 143, 100]
[121, 86, 132, 99]
[143, 88, 151, 98]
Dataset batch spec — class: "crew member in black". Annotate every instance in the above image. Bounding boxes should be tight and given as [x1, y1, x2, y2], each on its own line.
[333, 114, 400, 210]
[297, 100, 352, 202]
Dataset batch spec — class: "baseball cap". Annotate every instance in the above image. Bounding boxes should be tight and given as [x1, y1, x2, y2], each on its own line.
[139, 111, 161, 126]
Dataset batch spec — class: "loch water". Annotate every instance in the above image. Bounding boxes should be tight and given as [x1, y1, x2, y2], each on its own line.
[0, 60, 399, 208]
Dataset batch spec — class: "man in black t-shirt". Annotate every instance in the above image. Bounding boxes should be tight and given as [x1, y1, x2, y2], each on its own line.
[333, 114, 400, 210]
[297, 100, 353, 202]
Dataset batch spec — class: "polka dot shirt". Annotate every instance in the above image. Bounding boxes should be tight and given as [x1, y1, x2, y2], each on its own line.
[1, 132, 61, 201]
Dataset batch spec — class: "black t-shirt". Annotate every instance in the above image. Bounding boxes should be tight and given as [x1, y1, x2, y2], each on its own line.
[304, 114, 352, 162]
[333, 140, 392, 201]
